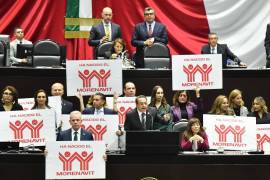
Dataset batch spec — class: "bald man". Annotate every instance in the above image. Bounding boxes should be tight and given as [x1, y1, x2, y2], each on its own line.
[51, 82, 74, 114]
[88, 7, 122, 48]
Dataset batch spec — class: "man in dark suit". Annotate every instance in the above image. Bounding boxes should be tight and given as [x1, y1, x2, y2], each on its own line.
[131, 7, 168, 68]
[51, 82, 74, 114]
[88, 7, 122, 48]
[82, 92, 117, 115]
[201, 32, 246, 68]
[264, 24, 270, 67]
[124, 95, 169, 131]
[57, 111, 93, 141]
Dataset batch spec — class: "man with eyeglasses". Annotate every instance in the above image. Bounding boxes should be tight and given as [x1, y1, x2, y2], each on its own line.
[88, 7, 122, 56]
[10, 27, 32, 66]
[131, 7, 168, 68]
[201, 32, 247, 68]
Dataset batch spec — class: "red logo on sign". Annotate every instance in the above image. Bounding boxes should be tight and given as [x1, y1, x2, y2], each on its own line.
[118, 106, 133, 125]
[82, 124, 107, 141]
[215, 124, 245, 143]
[59, 151, 93, 171]
[78, 69, 111, 88]
[183, 64, 212, 82]
[9, 120, 43, 139]
[257, 134, 270, 151]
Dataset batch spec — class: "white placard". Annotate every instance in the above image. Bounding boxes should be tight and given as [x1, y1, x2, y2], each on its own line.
[0, 109, 56, 147]
[256, 124, 270, 152]
[66, 60, 122, 96]
[46, 141, 106, 179]
[60, 114, 124, 151]
[203, 114, 256, 151]
[18, 96, 62, 127]
[172, 54, 222, 90]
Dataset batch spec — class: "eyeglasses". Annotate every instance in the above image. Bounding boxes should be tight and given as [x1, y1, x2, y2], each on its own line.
[3, 92, 13, 96]
[37, 96, 46, 98]
[144, 13, 154, 16]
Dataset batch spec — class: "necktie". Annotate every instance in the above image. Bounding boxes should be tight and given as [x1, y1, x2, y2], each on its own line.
[141, 113, 146, 130]
[74, 131, 78, 141]
[105, 24, 110, 40]
[211, 48, 215, 54]
[148, 24, 153, 37]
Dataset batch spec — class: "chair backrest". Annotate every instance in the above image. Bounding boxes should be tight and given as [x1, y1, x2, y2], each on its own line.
[95, 41, 113, 59]
[144, 42, 170, 58]
[143, 42, 171, 69]
[172, 121, 188, 133]
[0, 41, 6, 66]
[33, 39, 61, 67]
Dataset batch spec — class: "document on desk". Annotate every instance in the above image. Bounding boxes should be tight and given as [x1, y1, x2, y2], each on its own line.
[46, 141, 106, 179]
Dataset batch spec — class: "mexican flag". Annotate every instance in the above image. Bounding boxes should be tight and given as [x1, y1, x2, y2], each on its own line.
[65, 0, 100, 38]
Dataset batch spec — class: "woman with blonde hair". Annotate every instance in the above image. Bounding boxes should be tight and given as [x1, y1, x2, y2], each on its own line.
[228, 89, 248, 116]
[209, 95, 234, 115]
[248, 96, 270, 124]
[181, 118, 209, 151]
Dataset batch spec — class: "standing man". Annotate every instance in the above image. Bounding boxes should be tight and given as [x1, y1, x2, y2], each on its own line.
[201, 32, 246, 68]
[264, 23, 270, 67]
[124, 95, 169, 131]
[131, 7, 168, 68]
[51, 82, 74, 114]
[10, 27, 32, 66]
[88, 7, 122, 48]
[82, 92, 116, 115]
[57, 111, 93, 141]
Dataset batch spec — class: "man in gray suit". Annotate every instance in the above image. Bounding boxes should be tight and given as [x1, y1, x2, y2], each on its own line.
[88, 7, 122, 47]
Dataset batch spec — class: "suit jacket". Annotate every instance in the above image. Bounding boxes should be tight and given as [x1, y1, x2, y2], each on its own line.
[82, 107, 117, 115]
[264, 23, 270, 59]
[131, 22, 168, 68]
[57, 128, 93, 141]
[124, 107, 167, 131]
[88, 22, 122, 47]
[201, 43, 239, 68]
[62, 99, 74, 114]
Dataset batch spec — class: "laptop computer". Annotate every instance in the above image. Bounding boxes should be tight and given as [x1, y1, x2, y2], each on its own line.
[126, 131, 180, 155]
[14, 44, 33, 66]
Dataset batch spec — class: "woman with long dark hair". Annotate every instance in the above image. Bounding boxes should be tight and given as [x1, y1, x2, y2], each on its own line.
[148, 85, 172, 131]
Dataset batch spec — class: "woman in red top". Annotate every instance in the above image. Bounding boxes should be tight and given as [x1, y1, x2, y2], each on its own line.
[181, 118, 209, 151]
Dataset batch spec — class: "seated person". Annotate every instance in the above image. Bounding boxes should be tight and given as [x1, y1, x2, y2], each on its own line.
[148, 85, 172, 131]
[124, 95, 169, 131]
[248, 96, 270, 124]
[31, 89, 51, 109]
[57, 111, 93, 141]
[228, 89, 249, 116]
[181, 118, 209, 151]
[82, 92, 117, 115]
[105, 38, 135, 68]
[0, 85, 23, 111]
[171, 88, 203, 123]
[209, 95, 234, 115]
[10, 27, 32, 66]
[201, 32, 246, 68]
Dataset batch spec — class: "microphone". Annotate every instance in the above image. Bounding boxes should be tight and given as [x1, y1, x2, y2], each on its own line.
[117, 125, 121, 150]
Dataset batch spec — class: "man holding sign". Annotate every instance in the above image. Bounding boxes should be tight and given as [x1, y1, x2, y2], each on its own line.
[57, 111, 93, 141]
